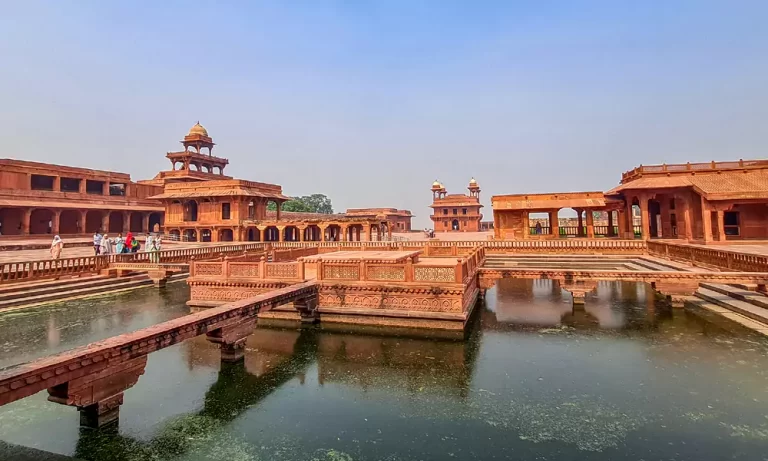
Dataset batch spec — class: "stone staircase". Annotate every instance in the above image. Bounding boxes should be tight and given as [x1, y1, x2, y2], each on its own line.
[691, 283, 768, 329]
[482, 254, 684, 272]
[0, 273, 187, 311]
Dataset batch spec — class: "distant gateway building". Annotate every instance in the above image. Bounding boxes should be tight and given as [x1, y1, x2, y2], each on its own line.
[429, 179, 483, 232]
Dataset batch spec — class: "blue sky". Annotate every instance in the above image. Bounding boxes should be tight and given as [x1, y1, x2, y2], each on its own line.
[2, 1, 767, 227]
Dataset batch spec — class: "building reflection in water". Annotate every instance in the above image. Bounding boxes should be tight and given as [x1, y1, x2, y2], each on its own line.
[484, 278, 669, 331]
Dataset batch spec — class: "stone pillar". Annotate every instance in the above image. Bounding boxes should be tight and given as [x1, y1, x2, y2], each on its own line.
[607, 211, 614, 237]
[142, 213, 149, 233]
[522, 211, 530, 240]
[78, 210, 86, 234]
[716, 210, 726, 242]
[53, 176, 61, 192]
[78, 179, 87, 194]
[586, 209, 594, 238]
[101, 212, 109, 234]
[548, 210, 558, 236]
[277, 226, 285, 242]
[576, 209, 584, 237]
[320, 226, 327, 242]
[52, 209, 61, 235]
[701, 197, 713, 243]
[341, 225, 348, 242]
[47, 356, 147, 429]
[617, 208, 627, 238]
[20, 208, 31, 234]
[122, 211, 130, 234]
[298, 226, 306, 242]
[639, 197, 650, 240]
[680, 198, 693, 241]
[206, 319, 256, 362]
[653, 280, 699, 307]
[276, 205, 281, 222]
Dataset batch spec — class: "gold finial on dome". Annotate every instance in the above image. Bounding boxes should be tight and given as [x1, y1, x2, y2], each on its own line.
[188, 121, 209, 137]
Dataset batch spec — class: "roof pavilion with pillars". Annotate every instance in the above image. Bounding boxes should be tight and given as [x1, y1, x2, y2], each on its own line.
[430, 178, 484, 232]
[149, 123, 409, 243]
[491, 191, 625, 240]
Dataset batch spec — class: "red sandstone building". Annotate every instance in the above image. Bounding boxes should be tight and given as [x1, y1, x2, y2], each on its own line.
[0, 159, 163, 236]
[492, 160, 768, 243]
[430, 179, 483, 232]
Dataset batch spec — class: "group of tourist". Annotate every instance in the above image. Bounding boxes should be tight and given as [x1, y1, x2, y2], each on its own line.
[47, 232, 163, 260]
[423, 228, 435, 238]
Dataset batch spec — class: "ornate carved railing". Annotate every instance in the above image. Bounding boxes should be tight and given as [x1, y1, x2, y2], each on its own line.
[648, 241, 768, 272]
[0, 243, 269, 284]
[190, 258, 304, 282]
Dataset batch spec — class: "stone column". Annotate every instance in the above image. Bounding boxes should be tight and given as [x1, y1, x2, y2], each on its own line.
[78, 210, 86, 234]
[101, 212, 109, 234]
[142, 213, 149, 233]
[576, 209, 584, 237]
[53, 176, 61, 192]
[639, 197, 650, 240]
[716, 210, 726, 242]
[277, 226, 285, 242]
[294, 294, 319, 324]
[607, 211, 614, 237]
[341, 225, 348, 242]
[548, 210, 559, 237]
[52, 210, 61, 235]
[701, 197, 713, 243]
[78, 179, 86, 194]
[586, 209, 594, 238]
[20, 208, 31, 234]
[122, 212, 130, 234]
[298, 226, 306, 242]
[679, 198, 693, 241]
[320, 226, 327, 242]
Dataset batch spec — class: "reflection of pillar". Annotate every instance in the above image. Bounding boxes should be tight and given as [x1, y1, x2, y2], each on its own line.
[716, 210, 726, 242]
[586, 209, 594, 238]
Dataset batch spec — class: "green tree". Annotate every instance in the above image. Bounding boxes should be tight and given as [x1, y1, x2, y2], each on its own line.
[266, 194, 333, 213]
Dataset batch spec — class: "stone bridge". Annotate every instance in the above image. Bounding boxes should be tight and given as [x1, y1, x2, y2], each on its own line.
[0, 281, 318, 428]
[478, 268, 768, 304]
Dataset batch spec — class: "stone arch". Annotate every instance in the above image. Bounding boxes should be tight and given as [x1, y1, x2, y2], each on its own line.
[0, 208, 23, 235]
[108, 211, 124, 234]
[129, 212, 143, 233]
[283, 225, 300, 242]
[304, 225, 321, 242]
[326, 224, 342, 242]
[169, 229, 181, 241]
[264, 226, 279, 242]
[59, 210, 81, 234]
[183, 229, 197, 242]
[246, 227, 260, 242]
[30, 209, 54, 234]
[200, 229, 212, 242]
[148, 212, 163, 233]
[451, 219, 459, 231]
[85, 210, 103, 233]
[346, 224, 364, 242]
[219, 228, 234, 242]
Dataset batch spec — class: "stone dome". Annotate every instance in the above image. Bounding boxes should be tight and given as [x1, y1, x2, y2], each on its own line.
[469, 177, 478, 186]
[432, 180, 442, 188]
[188, 122, 208, 137]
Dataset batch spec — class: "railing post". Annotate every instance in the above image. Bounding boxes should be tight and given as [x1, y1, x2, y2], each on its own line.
[316, 258, 323, 281]
[360, 260, 366, 281]
[405, 257, 414, 282]
[297, 259, 305, 280]
[259, 256, 266, 279]
[455, 258, 463, 284]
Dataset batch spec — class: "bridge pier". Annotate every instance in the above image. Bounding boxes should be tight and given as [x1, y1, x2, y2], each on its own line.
[294, 294, 320, 324]
[147, 269, 170, 288]
[206, 319, 256, 362]
[46, 356, 147, 429]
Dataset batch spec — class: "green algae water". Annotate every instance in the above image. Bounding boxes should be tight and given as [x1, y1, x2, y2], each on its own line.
[1, 279, 768, 460]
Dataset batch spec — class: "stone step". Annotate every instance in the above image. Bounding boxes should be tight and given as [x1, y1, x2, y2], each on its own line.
[631, 258, 681, 272]
[686, 298, 768, 336]
[0, 274, 103, 294]
[0, 274, 148, 303]
[695, 287, 768, 326]
[0, 274, 186, 311]
[699, 283, 768, 310]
